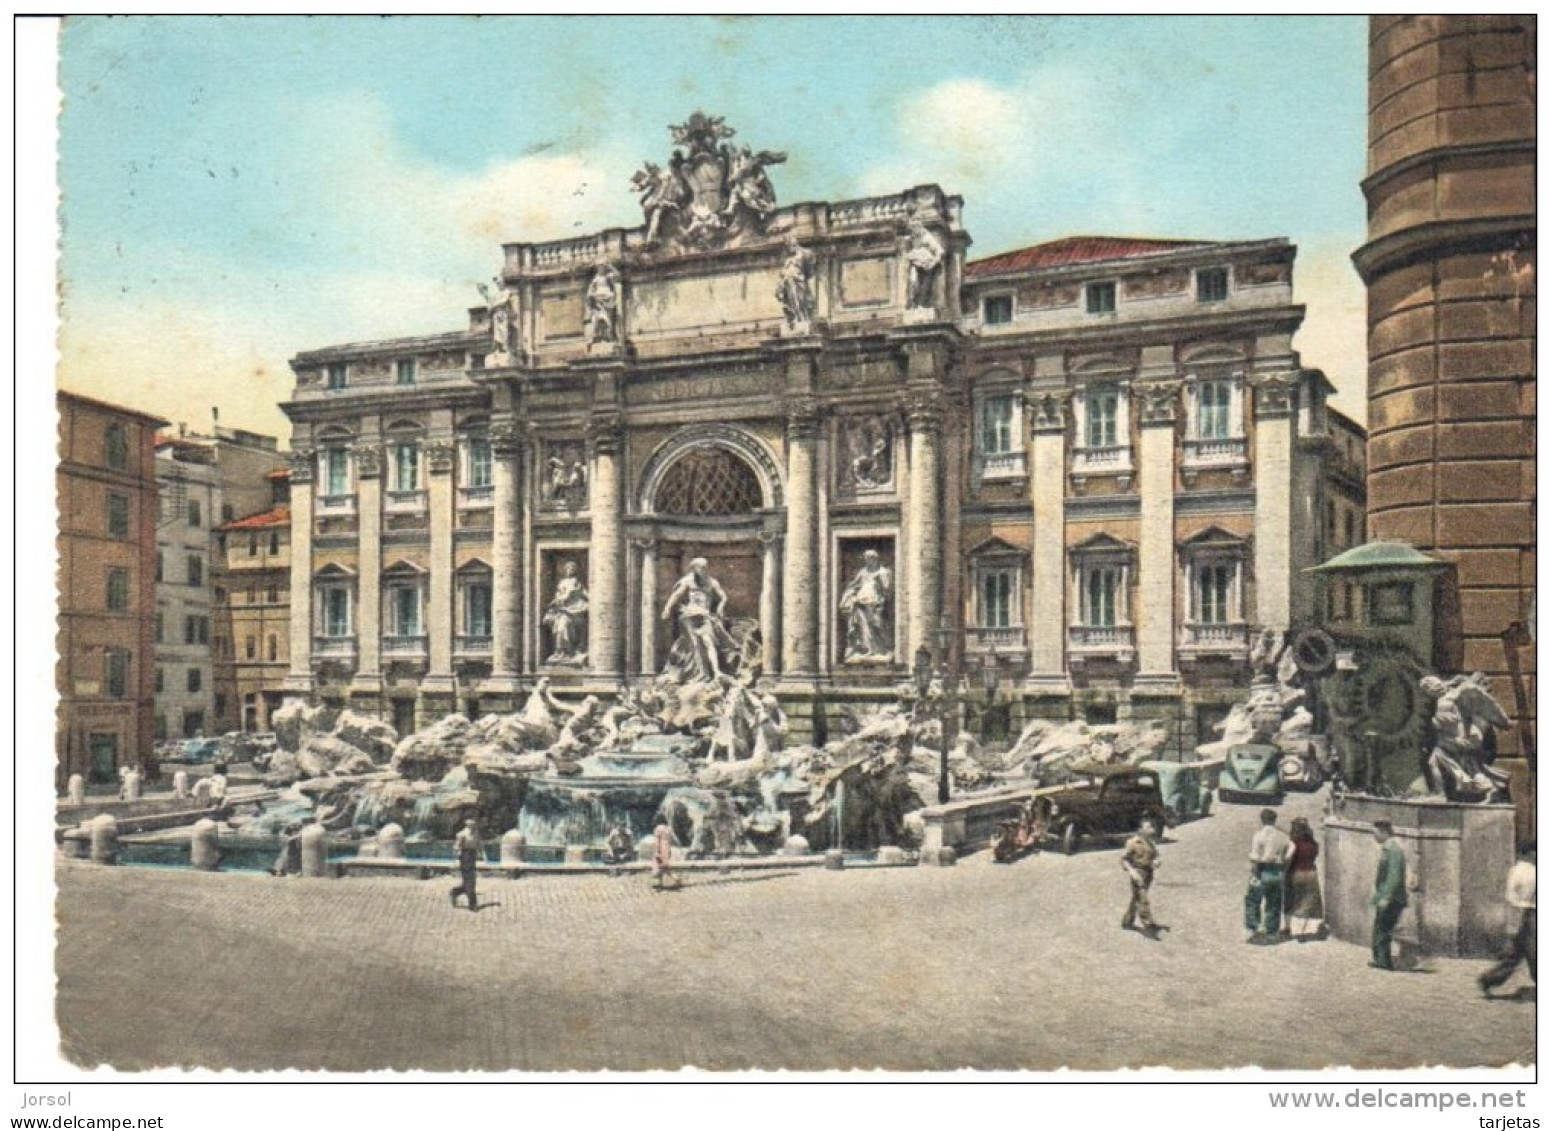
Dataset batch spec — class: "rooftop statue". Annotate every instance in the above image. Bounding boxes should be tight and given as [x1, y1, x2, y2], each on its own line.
[632, 113, 786, 251]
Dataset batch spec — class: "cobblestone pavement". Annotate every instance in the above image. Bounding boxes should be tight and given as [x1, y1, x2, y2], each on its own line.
[55, 791, 1535, 1072]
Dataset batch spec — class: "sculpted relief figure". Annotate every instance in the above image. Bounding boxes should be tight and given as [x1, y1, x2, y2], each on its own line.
[477, 278, 519, 358]
[844, 416, 893, 491]
[585, 264, 621, 344]
[1422, 672, 1512, 803]
[661, 557, 733, 684]
[543, 443, 588, 509]
[903, 217, 945, 310]
[840, 550, 894, 662]
[776, 235, 816, 329]
[543, 561, 589, 665]
[633, 113, 786, 250]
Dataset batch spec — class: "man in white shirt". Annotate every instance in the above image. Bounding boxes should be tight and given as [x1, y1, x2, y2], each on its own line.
[1246, 808, 1293, 944]
[1480, 844, 1536, 998]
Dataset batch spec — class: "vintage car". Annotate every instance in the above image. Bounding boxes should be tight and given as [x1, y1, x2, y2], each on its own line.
[1277, 746, 1324, 792]
[1031, 765, 1169, 855]
[1217, 743, 1285, 805]
[1138, 759, 1217, 825]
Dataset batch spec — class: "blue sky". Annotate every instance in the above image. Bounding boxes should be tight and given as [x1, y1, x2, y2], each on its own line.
[54, 15, 1370, 436]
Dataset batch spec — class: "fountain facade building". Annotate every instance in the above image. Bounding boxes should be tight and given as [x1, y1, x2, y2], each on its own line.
[280, 118, 1364, 745]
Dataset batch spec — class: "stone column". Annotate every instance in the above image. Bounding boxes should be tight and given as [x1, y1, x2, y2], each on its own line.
[904, 391, 944, 659]
[421, 438, 457, 701]
[489, 422, 523, 689]
[634, 537, 658, 677]
[1135, 380, 1182, 689]
[283, 448, 315, 693]
[1252, 373, 1299, 632]
[781, 401, 820, 679]
[588, 413, 627, 681]
[760, 530, 783, 676]
[351, 441, 383, 702]
[1025, 389, 1071, 690]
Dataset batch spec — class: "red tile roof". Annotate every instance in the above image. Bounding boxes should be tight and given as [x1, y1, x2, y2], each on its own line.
[265, 467, 292, 481]
[217, 505, 290, 532]
[965, 236, 1215, 277]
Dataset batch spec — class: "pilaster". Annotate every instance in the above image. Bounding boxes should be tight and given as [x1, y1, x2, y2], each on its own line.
[350, 436, 383, 700]
[283, 447, 315, 693]
[422, 434, 457, 695]
[1135, 379, 1181, 691]
[904, 389, 944, 659]
[1251, 370, 1300, 633]
[488, 421, 523, 691]
[1025, 388, 1071, 692]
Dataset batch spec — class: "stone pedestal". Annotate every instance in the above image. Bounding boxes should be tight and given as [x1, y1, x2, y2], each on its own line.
[190, 818, 220, 871]
[1322, 794, 1517, 958]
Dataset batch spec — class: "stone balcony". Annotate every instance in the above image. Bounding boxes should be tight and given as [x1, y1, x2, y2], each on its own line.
[1178, 621, 1250, 661]
[1067, 624, 1136, 664]
[1070, 444, 1133, 487]
[382, 634, 428, 659]
[977, 450, 1028, 483]
[965, 625, 1028, 656]
[385, 489, 428, 514]
[457, 485, 494, 509]
[1181, 436, 1249, 483]
[455, 634, 493, 658]
[316, 493, 357, 516]
[312, 635, 356, 660]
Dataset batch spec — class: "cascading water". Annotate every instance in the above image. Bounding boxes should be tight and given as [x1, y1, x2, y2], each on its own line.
[516, 736, 696, 848]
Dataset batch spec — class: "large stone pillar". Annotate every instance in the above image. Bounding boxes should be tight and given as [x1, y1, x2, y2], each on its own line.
[635, 537, 658, 676]
[587, 413, 626, 681]
[781, 401, 820, 679]
[904, 391, 944, 659]
[1025, 389, 1070, 691]
[759, 530, 782, 676]
[421, 437, 457, 702]
[1135, 380, 1181, 688]
[1251, 373, 1299, 632]
[283, 447, 315, 693]
[489, 422, 523, 689]
[351, 440, 383, 703]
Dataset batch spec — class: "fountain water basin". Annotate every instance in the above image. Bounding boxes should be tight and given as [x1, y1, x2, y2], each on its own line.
[516, 734, 698, 848]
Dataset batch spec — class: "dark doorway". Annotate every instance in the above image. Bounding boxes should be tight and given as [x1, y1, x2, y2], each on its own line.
[392, 699, 417, 737]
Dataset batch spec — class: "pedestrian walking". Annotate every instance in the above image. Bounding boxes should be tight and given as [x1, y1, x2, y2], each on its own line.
[1369, 819, 1408, 970]
[1120, 817, 1161, 939]
[1479, 844, 1536, 998]
[651, 819, 678, 892]
[1284, 817, 1327, 940]
[1246, 808, 1292, 943]
[450, 818, 483, 911]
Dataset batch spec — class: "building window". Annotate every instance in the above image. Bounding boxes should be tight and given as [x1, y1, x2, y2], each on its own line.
[1196, 267, 1229, 303]
[105, 423, 129, 471]
[246, 636, 257, 660]
[387, 583, 424, 637]
[182, 710, 204, 738]
[1366, 582, 1415, 627]
[1197, 380, 1233, 440]
[213, 634, 226, 658]
[391, 443, 420, 492]
[266, 635, 278, 662]
[154, 551, 164, 582]
[247, 534, 259, 557]
[187, 555, 203, 587]
[186, 668, 202, 693]
[107, 493, 130, 539]
[1085, 387, 1120, 448]
[464, 437, 493, 489]
[106, 568, 130, 613]
[1344, 510, 1357, 548]
[326, 363, 347, 390]
[979, 568, 1015, 628]
[248, 587, 258, 605]
[982, 294, 1013, 325]
[463, 581, 493, 638]
[268, 585, 279, 603]
[106, 651, 130, 698]
[154, 667, 164, 693]
[980, 395, 1016, 456]
[320, 586, 353, 637]
[154, 611, 164, 643]
[214, 693, 227, 719]
[221, 503, 234, 524]
[213, 586, 226, 603]
[1085, 281, 1116, 315]
[397, 359, 417, 386]
[187, 499, 202, 528]
[322, 448, 351, 497]
[1082, 566, 1122, 627]
[1195, 562, 1235, 624]
[270, 532, 281, 555]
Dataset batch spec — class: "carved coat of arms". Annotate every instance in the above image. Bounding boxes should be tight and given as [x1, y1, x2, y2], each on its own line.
[632, 112, 787, 251]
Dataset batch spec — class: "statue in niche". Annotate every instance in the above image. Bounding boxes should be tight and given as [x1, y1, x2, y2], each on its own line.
[776, 234, 816, 329]
[543, 444, 588, 509]
[661, 557, 735, 685]
[845, 416, 893, 491]
[585, 264, 621, 344]
[543, 560, 589, 665]
[477, 278, 519, 358]
[902, 216, 945, 309]
[840, 550, 894, 662]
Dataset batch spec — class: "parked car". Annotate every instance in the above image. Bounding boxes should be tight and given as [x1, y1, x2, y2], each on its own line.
[1217, 744, 1284, 805]
[1031, 765, 1168, 855]
[1277, 747, 1324, 792]
[1139, 759, 1216, 825]
[169, 737, 224, 764]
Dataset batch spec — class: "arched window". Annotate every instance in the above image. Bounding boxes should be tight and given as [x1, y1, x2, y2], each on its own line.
[655, 449, 763, 516]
